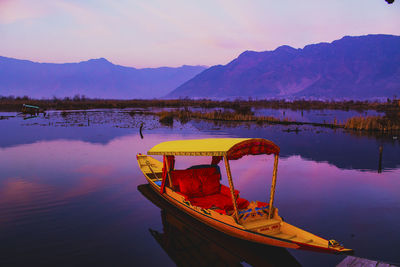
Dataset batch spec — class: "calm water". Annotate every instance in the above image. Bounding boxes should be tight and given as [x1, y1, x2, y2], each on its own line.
[0, 110, 399, 266]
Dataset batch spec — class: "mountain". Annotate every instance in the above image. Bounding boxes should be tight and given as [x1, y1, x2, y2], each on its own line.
[168, 35, 400, 100]
[0, 57, 206, 99]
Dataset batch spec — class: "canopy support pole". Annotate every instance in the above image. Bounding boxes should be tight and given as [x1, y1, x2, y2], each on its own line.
[268, 154, 279, 219]
[164, 156, 173, 188]
[224, 155, 240, 223]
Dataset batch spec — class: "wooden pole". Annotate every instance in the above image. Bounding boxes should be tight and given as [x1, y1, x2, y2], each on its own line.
[145, 160, 160, 180]
[164, 156, 173, 188]
[139, 122, 144, 139]
[268, 154, 279, 219]
[224, 155, 240, 223]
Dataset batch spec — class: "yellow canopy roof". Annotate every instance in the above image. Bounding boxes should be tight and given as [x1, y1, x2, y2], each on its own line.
[147, 138, 280, 157]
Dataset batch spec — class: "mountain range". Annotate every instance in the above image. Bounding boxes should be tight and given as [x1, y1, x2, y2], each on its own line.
[0, 57, 206, 99]
[1, 34, 399, 100]
[168, 34, 400, 100]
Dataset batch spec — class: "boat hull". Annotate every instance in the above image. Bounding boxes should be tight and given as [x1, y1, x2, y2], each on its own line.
[137, 154, 353, 254]
[146, 181, 346, 254]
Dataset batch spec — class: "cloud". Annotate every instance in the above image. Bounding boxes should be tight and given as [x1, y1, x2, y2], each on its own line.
[1, 0, 399, 67]
[0, 0, 49, 24]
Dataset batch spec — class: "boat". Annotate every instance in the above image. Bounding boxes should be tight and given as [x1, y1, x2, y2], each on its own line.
[21, 104, 40, 115]
[137, 138, 353, 254]
[138, 183, 301, 266]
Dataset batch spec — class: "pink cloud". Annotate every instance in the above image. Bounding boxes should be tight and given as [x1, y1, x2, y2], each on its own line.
[0, 0, 49, 24]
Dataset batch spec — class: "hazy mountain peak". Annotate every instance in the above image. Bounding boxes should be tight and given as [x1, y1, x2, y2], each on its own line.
[168, 34, 400, 100]
[0, 57, 206, 99]
[83, 57, 113, 65]
[274, 45, 296, 53]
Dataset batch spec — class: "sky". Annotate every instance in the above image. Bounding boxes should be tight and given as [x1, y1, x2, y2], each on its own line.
[0, 0, 399, 68]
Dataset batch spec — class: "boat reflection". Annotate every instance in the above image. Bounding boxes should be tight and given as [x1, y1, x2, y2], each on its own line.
[138, 184, 301, 267]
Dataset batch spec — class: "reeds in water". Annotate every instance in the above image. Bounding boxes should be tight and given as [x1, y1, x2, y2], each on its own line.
[158, 111, 174, 126]
[344, 116, 400, 132]
[155, 109, 290, 124]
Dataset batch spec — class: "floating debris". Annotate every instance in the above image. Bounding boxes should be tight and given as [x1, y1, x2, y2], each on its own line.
[283, 127, 301, 133]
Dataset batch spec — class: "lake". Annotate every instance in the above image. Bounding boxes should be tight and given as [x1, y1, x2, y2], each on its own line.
[0, 109, 399, 266]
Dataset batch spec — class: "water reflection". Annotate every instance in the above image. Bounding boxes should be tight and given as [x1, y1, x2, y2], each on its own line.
[138, 184, 301, 267]
[1, 110, 399, 171]
[0, 124, 399, 266]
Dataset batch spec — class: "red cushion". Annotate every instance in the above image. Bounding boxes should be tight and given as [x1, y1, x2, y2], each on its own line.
[178, 171, 203, 197]
[225, 197, 250, 211]
[171, 167, 247, 211]
[170, 169, 193, 191]
[189, 193, 232, 210]
[197, 173, 220, 196]
[257, 201, 269, 208]
[172, 167, 221, 196]
[189, 193, 249, 211]
[195, 167, 219, 177]
[220, 184, 239, 199]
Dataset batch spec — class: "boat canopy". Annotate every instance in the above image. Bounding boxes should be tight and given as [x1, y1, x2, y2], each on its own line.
[148, 138, 279, 160]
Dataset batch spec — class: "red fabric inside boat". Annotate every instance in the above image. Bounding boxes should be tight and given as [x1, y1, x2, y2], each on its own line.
[160, 155, 175, 194]
[220, 183, 239, 199]
[257, 201, 269, 208]
[189, 186, 250, 211]
[193, 167, 220, 196]
[170, 166, 249, 212]
[178, 171, 203, 198]
[170, 169, 191, 192]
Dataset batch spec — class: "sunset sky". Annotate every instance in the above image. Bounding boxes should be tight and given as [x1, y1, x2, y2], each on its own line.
[0, 0, 399, 68]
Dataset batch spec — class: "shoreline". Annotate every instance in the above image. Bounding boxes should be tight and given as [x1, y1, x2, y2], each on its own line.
[1, 97, 399, 112]
[1, 98, 399, 133]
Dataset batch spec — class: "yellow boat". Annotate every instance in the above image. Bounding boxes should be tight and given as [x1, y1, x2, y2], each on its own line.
[137, 138, 353, 254]
[138, 184, 302, 266]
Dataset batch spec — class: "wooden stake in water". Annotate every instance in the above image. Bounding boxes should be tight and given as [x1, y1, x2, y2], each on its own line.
[140, 122, 144, 139]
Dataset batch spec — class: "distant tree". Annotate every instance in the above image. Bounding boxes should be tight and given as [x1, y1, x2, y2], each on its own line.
[73, 94, 81, 101]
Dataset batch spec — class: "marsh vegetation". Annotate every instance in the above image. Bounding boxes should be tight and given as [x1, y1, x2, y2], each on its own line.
[2, 96, 399, 132]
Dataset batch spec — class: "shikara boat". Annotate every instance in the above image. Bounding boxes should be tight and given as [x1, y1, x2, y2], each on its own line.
[137, 138, 353, 254]
[138, 184, 301, 267]
[21, 104, 40, 115]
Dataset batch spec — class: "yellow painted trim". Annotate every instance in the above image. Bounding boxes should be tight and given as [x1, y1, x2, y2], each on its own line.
[147, 138, 279, 156]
